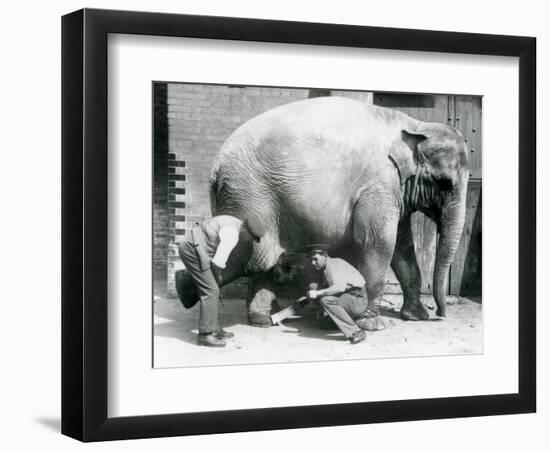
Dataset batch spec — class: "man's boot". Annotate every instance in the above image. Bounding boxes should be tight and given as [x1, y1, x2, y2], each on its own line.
[214, 329, 234, 339]
[197, 333, 226, 347]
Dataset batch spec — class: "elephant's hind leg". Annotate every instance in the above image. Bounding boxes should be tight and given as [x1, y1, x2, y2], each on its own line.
[391, 215, 429, 321]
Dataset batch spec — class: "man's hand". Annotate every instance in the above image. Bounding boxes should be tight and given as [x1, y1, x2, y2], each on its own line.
[307, 290, 319, 300]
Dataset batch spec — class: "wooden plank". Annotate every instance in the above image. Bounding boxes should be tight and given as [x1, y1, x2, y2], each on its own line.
[450, 180, 482, 295]
[449, 96, 482, 296]
[454, 96, 482, 179]
[373, 93, 435, 109]
[374, 93, 450, 124]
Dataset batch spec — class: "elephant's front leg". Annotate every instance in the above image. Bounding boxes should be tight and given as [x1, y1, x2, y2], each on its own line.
[357, 246, 395, 331]
[355, 208, 399, 331]
[247, 273, 277, 327]
[391, 215, 429, 321]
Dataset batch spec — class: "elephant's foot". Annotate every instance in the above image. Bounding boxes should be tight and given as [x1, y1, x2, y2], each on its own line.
[248, 311, 273, 328]
[356, 306, 386, 331]
[247, 275, 277, 327]
[400, 299, 429, 321]
[356, 316, 386, 331]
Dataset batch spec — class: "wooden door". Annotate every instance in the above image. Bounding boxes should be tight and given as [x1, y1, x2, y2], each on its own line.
[449, 96, 482, 296]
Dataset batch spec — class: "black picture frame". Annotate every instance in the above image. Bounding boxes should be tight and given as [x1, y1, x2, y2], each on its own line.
[61, 8, 536, 442]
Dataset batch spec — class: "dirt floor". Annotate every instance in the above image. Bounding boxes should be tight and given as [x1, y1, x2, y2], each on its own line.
[153, 293, 482, 368]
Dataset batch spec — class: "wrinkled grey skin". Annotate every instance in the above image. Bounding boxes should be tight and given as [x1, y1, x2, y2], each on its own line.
[209, 97, 469, 323]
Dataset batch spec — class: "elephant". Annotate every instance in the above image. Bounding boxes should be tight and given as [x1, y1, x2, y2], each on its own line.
[203, 96, 469, 326]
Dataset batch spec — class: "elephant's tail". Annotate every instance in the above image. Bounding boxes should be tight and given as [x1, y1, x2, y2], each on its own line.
[208, 161, 220, 216]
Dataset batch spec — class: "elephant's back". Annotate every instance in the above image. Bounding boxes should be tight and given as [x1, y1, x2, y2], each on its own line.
[219, 96, 416, 161]
[239, 96, 371, 135]
[211, 96, 413, 258]
[213, 96, 413, 217]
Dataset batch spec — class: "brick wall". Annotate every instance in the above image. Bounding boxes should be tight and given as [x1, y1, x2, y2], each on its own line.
[153, 84, 169, 293]
[153, 83, 373, 297]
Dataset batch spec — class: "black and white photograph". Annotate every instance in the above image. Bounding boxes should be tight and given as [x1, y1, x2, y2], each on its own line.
[152, 84, 482, 368]
[1, 0, 543, 446]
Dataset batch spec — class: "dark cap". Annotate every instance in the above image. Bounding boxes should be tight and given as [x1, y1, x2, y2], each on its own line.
[244, 215, 266, 242]
[304, 244, 330, 255]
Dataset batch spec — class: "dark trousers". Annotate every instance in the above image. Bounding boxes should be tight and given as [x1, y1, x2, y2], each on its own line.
[179, 240, 220, 334]
[319, 290, 368, 338]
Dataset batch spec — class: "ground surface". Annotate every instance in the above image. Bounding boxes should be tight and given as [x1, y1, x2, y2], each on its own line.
[154, 294, 482, 368]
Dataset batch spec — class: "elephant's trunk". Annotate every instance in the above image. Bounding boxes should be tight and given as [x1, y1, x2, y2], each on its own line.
[433, 181, 467, 317]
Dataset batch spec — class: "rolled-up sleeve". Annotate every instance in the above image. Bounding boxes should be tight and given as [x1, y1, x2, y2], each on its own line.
[211, 226, 239, 268]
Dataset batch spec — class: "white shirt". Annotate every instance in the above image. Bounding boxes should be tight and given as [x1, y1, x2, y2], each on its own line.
[210, 226, 240, 268]
[324, 257, 366, 289]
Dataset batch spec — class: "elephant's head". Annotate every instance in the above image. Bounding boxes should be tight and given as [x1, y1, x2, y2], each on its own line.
[272, 252, 300, 285]
[389, 122, 469, 317]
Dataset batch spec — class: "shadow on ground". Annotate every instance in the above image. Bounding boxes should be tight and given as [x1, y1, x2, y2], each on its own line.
[154, 297, 245, 345]
[153, 293, 483, 368]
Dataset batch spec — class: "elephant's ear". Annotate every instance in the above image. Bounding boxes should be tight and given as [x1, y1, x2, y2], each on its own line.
[388, 129, 428, 184]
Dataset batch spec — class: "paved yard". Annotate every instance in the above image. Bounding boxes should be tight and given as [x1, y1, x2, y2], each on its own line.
[153, 294, 482, 368]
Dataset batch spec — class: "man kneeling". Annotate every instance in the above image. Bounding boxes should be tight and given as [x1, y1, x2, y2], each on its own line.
[306, 245, 376, 344]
